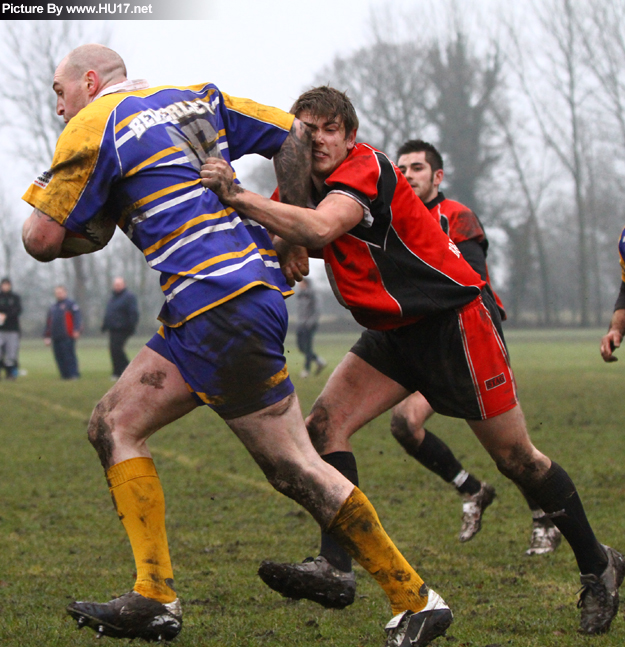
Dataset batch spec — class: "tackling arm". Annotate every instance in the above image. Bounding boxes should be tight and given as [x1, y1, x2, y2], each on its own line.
[200, 161, 363, 249]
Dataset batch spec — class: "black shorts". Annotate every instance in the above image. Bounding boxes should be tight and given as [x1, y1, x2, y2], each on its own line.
[350, 289, 517, 420]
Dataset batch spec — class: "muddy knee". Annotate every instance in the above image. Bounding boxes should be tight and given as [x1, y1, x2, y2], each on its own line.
[494, 443, 549, 488]
[390, 409, 412, 442]
[391, 409, 425, 454]
[306, 401, 331, 454]
[87, 397, 117, 470]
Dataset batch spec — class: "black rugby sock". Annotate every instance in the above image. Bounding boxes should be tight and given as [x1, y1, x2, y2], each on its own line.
[405, 429, 481, 495]
[522, 461, 607, 576]
[518, 487, 554, 523]
[319, 451, 359, 572]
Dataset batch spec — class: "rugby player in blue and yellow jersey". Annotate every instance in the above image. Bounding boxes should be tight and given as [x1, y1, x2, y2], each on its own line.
[202, 85, 624, 640]
[600, 226, 625, 362]
[21, 45, 451, 647]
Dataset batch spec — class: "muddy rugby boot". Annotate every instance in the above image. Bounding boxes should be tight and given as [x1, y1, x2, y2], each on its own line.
[384, 587, 453, 647]
[458, 482, 496, 542]
[525, 518, 562, 556]
[67, 590, 182, 641]
[258, 555, 356, 609]
[578, 545, 625, 635]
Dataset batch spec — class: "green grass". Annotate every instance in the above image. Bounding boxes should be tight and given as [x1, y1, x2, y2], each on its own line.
[1, 330, 625, 646]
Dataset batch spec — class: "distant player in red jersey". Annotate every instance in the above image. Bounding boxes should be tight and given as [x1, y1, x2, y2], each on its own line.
[392, 139, 560, 554]
[201, 86, 623, 639]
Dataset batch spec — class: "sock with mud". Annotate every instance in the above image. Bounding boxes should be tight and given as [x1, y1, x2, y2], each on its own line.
[326, 486, 429, 616]
[107, 457, 177, 603]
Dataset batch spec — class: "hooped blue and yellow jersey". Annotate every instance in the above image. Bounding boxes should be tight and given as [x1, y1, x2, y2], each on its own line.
[23, 83, 295, 327]
[619, 226, 625, 281]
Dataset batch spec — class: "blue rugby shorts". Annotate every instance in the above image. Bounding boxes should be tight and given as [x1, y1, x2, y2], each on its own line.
[147, 286, 294, 419]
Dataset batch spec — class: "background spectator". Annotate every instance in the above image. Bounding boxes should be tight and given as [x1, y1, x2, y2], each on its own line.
[296, 277, 326, 378]
[102, 276, 139, 379]
[44, 285, 81, 380]
[0, 277, 22, 380]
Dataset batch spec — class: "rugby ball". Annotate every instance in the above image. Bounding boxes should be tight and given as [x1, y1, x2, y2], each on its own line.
[61, 212, 117, 257]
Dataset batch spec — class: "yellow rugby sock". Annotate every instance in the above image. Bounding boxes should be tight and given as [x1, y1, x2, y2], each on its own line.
[326, 487, 428, 616]
[107, 457, 176, 604]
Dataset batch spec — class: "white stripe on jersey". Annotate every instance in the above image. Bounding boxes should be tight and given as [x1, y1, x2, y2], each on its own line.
[165, 253, 278, 301]
[148, 216, 244, 267]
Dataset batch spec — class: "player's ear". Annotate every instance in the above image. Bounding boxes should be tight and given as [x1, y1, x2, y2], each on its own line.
[345, 128, 357, 151]
[433, 168, 444, 188]
[85, 70, 100, 98]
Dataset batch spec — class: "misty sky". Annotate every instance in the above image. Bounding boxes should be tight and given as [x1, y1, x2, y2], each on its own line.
[2, 1, 506, 285]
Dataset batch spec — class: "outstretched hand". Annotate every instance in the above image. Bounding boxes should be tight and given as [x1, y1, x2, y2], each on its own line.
[200, 159, 241, 203]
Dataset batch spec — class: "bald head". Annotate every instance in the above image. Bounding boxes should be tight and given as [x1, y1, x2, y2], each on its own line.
[62, 44, 127, 85]
[53, 44, 128, 123]
[112, 276, 126, 293]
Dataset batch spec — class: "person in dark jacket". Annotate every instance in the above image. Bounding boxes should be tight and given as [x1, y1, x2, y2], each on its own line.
[44, 285, 82, 379]
[102, 277, 139, 379]
[0, 277, 22, 380]
[296, 277, 326, 378]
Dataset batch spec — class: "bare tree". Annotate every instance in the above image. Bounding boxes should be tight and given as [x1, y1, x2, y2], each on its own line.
[316, 40, 431, 155]
[424, 32, 503, 212]
[504, 0, 596, 325]
[491, 106, 556, 325]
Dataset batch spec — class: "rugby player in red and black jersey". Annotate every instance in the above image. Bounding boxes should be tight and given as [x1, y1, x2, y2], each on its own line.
[201, 86, 623, 639]
[392, 139, 561, 556]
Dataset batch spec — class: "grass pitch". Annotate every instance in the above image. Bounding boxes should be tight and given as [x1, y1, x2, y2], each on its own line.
[1, 329, 625, 646]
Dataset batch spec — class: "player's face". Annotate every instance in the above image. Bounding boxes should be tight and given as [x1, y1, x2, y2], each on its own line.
[297, 112, 356, 181]
[53, 60, 91, 124]
[397, 151, 443, 202]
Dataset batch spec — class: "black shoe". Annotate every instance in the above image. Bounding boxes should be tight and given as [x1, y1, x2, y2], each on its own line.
[258, 555, 356, 609]
[578, 545, 625, 635]
[67, 590, 182, 641]
[384, 588, 453, 647]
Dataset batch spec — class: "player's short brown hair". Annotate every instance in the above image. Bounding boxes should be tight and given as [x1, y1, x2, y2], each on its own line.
[291, 86, 359, 136]
[397, 139, 444, 172]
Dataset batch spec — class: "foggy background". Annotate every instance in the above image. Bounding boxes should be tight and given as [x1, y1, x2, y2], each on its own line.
[1, 0, 623, 336]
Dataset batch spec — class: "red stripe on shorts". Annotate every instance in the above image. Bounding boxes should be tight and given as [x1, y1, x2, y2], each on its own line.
[457, 296, 518, 419]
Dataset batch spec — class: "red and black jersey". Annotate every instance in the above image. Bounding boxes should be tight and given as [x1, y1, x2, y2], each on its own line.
[427, 193, 487, 249]
[426, 192, 505, 319]
[319, 143, 485, 330]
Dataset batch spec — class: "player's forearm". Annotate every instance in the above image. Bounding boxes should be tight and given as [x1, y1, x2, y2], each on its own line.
[608, 308, 625, 337]
[273, 119, 312, 208]
[228, 189, 332, 248]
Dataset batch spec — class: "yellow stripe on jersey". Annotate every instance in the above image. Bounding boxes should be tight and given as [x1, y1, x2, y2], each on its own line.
[164, 281, 292, 328]
[125, 146, 183, 178]
[143, 208, 235, 256]
[620, 256, 625, 283]
[159, 244, 278, 292]
[222, 93, 294, 132]
[115, 111, 141, 134]
[122, 179, 201, 221]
